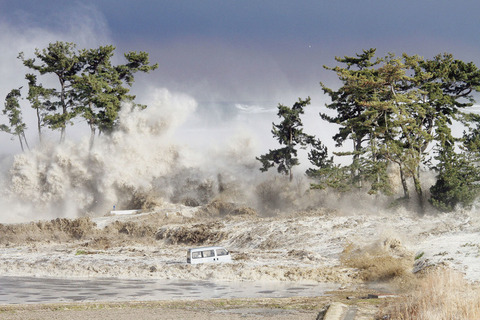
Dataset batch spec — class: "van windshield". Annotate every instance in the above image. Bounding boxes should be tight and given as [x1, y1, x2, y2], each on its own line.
[216, 248, 228, 256]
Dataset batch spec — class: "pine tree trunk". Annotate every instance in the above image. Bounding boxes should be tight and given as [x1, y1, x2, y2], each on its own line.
[59, 78, 67, 143]
[18, 134, 24, 152]
[371, 132, 380, 186]
[60, 127, 66, 143]
[22, 132, 30, 151]
[289, 129, 293, 182]
[412, 169, 425, 215]
[89, 125, 96, 150]
[353, 135, 363, 187]
[36, 108, 42, 143]
[399, 165, 409, 199]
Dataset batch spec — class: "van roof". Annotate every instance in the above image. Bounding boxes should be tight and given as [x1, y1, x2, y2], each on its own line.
[187, 246, 227, 251]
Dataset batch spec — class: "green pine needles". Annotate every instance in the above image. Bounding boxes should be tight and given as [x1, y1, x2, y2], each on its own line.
[3, 41, 158, 148]
[258, 49, 480, 213]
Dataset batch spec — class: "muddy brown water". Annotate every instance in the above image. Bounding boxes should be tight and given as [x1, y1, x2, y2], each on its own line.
[0, 276, 339, 304]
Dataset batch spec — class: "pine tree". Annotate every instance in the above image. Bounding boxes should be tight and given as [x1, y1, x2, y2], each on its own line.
[257, 97, 313, 181]
[15, 41, 158, 145]
[1, 88, 29, 151]
[430, 113, 480, 211]
[315, 50, 480, 213]
[25, 73, 55, 143]
[320, 49, 393, 194]
[19, 42, 81, 142]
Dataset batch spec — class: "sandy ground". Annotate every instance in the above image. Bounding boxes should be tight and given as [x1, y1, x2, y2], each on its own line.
[0, 305, 318, 320]
[0, 294, 385, 320]
[0, 300, 322, 320]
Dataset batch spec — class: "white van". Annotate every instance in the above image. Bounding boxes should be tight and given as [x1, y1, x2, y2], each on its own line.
[186, 246, 232, 264]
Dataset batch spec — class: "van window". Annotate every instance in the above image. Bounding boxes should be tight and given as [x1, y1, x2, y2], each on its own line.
[216, 248, 228, 256]
[192, 251, 202, 259]
[202, 250, 215, 257]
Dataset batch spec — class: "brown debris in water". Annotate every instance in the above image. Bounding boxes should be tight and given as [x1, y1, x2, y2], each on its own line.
[126, 191, 164, 210]
[108, 221, 157, 238]
[0, 217, 97, 244]
[199, 199, 257, 217]
[156, 222, 227, 245]
[83, 236, 112, 250]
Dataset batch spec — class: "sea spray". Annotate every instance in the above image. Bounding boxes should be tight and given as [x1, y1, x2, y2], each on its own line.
[0, 88, 299, 223]
[0, 86, 401, 224]
[0, 88, 197, 222]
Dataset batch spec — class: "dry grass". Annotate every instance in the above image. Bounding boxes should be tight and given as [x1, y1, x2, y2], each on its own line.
[340, 238, 414, 283]
[381, 268, 480, 320]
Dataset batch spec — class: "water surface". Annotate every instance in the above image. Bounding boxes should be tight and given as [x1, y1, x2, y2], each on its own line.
[0, 276, 338, 304]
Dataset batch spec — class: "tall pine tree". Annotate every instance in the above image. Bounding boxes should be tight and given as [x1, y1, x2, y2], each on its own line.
[257, 97, 313, 181]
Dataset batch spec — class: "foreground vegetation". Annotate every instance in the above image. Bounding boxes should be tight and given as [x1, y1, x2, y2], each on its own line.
[380, 268, 480, 320]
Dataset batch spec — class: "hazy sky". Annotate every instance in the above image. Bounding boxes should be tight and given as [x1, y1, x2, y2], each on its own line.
[1, 0, 480, 151]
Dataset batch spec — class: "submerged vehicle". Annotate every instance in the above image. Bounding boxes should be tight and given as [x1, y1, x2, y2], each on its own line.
[186, 246, 232, 264]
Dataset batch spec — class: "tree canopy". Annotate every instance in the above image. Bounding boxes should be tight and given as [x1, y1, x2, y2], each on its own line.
[257, 97, 313, 181]
[258, 49, 480, 213]
[1, 88, 29, 151]
[314, 49, 480, 212]
[11, 41, 158, 145]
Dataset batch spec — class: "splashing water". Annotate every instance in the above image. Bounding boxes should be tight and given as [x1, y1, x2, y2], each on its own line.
[0, 88, 205, 222]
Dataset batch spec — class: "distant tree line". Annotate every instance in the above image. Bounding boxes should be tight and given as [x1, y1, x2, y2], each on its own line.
[258, 49, 480, 213]
[1, 41, 158, 150]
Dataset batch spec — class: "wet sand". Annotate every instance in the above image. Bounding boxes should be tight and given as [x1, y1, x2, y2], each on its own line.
[0, 294, 385, 320]
[0, 305, 318, 320]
